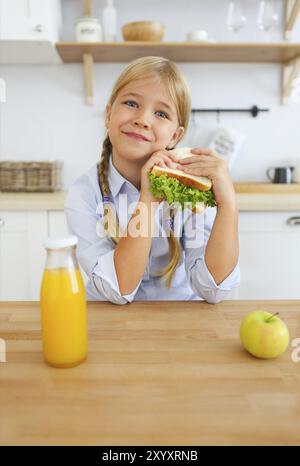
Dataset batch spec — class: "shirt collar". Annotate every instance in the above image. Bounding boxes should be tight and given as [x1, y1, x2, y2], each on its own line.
[108, 154, 139, 198]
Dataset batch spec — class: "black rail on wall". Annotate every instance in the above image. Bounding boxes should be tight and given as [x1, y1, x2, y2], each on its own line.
[191, 105, 270, 118]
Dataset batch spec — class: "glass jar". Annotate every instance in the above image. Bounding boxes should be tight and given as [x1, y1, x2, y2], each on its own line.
[40, 236, 88, 368]
[75, 16, 102, 42]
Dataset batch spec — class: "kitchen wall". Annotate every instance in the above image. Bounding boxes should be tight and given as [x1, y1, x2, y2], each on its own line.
[1, 0, 300, 189]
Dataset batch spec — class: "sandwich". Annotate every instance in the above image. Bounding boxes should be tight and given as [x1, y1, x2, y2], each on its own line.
[148, 147, 217, 213]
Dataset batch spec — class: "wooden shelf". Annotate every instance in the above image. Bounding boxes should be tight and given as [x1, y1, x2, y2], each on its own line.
[55, 41, 300, 105]
[56, 41, 300, 64]
[70, 0, 300, 104]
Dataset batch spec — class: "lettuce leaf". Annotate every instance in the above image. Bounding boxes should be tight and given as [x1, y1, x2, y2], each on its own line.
[148, 172, 217, 210]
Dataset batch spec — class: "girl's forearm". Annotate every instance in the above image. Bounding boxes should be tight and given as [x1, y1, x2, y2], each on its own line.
[114, 195, 158, 295]
[204, 203, 239, 285]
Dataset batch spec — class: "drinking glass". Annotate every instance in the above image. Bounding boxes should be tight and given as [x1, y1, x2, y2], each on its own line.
[256, 0, 279, 31]
[226, 0, 247, 32]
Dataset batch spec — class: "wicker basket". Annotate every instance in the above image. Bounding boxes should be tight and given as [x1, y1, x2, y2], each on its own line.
[0, 160, 62, 192]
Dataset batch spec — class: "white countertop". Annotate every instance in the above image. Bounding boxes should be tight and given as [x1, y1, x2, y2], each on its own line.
[0, 191, 300, 211]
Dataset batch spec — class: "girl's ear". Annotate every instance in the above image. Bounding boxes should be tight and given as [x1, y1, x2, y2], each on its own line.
[105, 104, 112, 129]
[167, 126, 185, 149]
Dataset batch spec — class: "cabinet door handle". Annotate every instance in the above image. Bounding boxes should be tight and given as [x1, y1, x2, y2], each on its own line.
[0, 217, 5, 227]
[287, 216, 300, 226]
[35, 24, 44, 33]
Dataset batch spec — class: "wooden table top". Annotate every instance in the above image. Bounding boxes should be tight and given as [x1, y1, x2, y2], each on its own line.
[1, 300, 300, 446]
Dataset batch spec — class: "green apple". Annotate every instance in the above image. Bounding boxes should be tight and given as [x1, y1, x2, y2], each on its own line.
[240, 311, 290, 359]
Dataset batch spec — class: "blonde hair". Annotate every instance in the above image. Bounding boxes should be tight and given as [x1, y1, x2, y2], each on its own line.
[97, 56, 191, 288]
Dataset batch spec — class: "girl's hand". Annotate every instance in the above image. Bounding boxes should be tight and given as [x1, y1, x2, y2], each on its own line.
[178, 147, 237, 208]
[140, 150, 179, 203]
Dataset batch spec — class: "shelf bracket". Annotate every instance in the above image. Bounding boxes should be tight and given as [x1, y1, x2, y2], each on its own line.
[82, 1, 93, 105]
[282, 57, 300, 104]
[83, 0, 91, 16]
[285, 0, 300, 40]
[83, 53, 94, 105]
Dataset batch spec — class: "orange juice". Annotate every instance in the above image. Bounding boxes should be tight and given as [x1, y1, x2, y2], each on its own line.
[40, 267, 88, 368]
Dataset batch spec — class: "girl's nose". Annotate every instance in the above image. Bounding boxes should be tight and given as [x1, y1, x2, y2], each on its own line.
[134, 116, 150, 129]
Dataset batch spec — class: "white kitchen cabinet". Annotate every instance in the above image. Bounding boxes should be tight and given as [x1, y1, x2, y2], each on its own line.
[0, 0, 62, 41]
[0, 209, 88, 300]
[0, 0, 62, 63]
[237, 211, 300, 300]
[0, 210, 47, 300]
[47, 210, 68, 237]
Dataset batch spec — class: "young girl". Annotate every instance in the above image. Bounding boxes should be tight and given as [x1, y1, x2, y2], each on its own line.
[64, 56, 240, 304]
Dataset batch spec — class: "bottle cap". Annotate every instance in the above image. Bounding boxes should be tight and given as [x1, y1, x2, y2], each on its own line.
[44, 235, 78, 250]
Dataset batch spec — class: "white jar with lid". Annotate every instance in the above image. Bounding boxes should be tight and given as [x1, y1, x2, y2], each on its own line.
[186, 30, 208, 42]
[76, 16, 102, 42]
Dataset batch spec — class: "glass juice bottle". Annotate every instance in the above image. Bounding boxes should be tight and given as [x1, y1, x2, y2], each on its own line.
[40, 236, 88, 368]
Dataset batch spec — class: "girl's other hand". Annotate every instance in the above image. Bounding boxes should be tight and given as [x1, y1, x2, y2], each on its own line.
[178, 147, 237, 208]
[140, 150, 179, 203]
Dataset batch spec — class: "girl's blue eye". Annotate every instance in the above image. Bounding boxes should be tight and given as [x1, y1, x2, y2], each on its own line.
[156, 110, 168, 119]
[124, 100, 137, 107]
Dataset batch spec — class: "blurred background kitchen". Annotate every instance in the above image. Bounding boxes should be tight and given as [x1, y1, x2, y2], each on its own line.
[0, 0, 300, 301]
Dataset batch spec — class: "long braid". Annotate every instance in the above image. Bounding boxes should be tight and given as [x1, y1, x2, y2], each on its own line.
[152, 208, 182, 288]
[97, 134, 121, 244]
[98, 135, 111, 197]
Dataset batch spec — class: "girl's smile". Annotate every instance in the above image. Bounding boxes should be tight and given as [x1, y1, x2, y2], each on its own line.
[123, 131, 150, 142]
